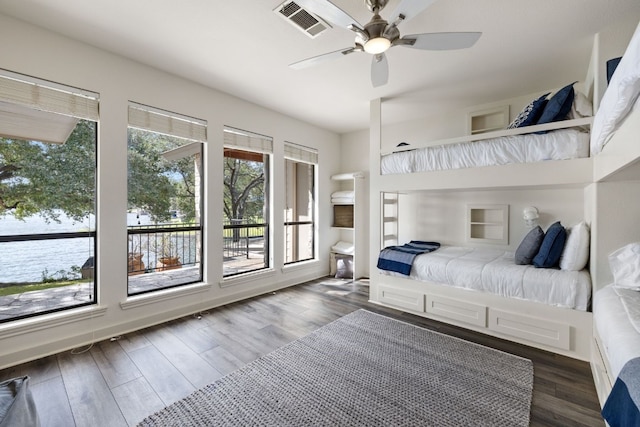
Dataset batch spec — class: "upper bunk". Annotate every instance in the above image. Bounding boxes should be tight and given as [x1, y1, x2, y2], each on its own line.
[374, 84, 595, 193]
[372, 20, 640, 193]
[592, 21, 640, 182]
[376, 117, 594, 193]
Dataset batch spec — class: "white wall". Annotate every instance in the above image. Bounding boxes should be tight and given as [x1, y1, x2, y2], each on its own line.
[0, 13, 341, 368]
[590, 180, 640, 290]
[396, 188, 587, 252]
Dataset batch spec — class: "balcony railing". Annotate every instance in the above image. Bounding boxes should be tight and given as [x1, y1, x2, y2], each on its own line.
[127, 222, 201, 276]
[223, 219, 268, 276]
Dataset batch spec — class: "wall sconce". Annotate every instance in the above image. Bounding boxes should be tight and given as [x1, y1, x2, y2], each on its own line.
[523, 206, 539, 229]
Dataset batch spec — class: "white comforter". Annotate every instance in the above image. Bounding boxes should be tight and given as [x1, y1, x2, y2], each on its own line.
[381, 128, 589, 175]
[391, 246, 591, 310]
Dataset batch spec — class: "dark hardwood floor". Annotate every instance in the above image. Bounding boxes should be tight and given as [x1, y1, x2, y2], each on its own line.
[0, 277, 603, 426]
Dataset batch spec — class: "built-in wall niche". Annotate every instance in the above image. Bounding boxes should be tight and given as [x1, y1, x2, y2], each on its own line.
[467, 105, 510, 135]
[333, 204, 354, 228]
[467, 204, 509, 244]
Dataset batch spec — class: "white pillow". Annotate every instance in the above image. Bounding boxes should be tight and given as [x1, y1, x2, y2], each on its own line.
[609, 242, 640, 290]
[331, 241, 354, 255]
[590, 24, 640, 154]
[567, 91, 593, 119]
[559, 221, 590, 271]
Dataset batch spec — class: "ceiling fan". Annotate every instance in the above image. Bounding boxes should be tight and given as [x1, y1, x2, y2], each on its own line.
[290, 0, 481, 87]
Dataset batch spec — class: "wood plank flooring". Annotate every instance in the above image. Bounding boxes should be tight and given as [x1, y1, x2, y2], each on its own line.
[0, 277, 604, 426]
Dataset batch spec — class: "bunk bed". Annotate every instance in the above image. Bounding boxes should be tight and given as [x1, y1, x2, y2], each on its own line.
[370, 21, 640, 362]
[369, 78, 600, 360]
[381, 126, 590, 175]
[586, 22, 640, 417]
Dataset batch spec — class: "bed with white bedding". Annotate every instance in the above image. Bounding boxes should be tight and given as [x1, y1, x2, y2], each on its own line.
[381, 128, 590, 175]
[594, 285, 640, 379]
[381, 245, 591, 311]
[593, 285, 640, 424]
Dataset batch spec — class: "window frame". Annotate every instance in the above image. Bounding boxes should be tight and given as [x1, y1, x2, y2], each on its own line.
[222, 126, 273, 278]
[126, 102, 206, 296]
[0, 71, 99, 323]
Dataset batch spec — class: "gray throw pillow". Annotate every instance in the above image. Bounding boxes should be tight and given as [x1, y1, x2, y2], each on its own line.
[515, 226, 544, 265]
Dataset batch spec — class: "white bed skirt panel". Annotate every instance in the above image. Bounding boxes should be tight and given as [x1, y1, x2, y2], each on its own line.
[381, 128, 590, 175]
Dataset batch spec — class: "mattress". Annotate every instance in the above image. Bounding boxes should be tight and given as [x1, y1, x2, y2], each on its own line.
[594, 285, 640, 378]
[382, 246, 591, 310]
[381, 128, 590, 175]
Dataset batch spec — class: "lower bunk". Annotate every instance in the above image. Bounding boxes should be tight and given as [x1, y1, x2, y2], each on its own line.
[371, 273, 592, 360]
[592, 284, 640, 424]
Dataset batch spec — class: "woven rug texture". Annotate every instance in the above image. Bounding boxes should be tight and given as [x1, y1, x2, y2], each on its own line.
[138, 309, 533, 427]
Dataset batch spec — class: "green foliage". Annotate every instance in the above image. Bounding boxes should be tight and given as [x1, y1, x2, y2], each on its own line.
[127, 129, 200, 223]
[41, 266, 81, 283]
[0, 280, 88, 297]
[0, 120, 96, 222]
[0, 115, 267, 227]
[223, 157, 265, 221]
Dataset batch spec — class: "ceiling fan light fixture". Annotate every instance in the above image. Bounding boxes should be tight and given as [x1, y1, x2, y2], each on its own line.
[364, 37, 391, 54]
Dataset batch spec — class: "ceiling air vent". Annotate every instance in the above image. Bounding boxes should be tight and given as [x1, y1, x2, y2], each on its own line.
[275, 0, 331, 38]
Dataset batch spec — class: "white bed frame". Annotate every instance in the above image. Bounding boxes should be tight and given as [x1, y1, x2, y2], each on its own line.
[369, 97, 596, 361]
[588, 103, 640, 406]
[367, 20, 640, 410]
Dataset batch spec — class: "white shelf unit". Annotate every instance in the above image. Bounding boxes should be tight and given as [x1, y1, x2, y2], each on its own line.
[467, 204, 509, 245]
[467, 105, 510, 135]
[331, 171, 366, 280]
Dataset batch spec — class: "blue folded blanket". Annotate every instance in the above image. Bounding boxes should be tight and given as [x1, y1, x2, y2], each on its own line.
[603, 357, 640, 427]
[377, 241, 441, 276]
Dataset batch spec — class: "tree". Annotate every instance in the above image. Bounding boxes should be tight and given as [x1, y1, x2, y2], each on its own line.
[0, 121, 202, 225]
[223, 156, 265, 222]
[0, 120, 96, 222]
[127, 129, 200, 223]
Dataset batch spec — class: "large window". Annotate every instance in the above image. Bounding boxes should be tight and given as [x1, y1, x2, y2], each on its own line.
[284, 142, 317, 264]
[0, 71, 98, 322]
[127, 103, 205, 295]
[223, 127, 271, 277]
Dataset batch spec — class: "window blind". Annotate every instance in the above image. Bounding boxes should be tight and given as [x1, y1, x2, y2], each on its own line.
[224, 127, 273, 154]
[284, 142, 318, 164]
[128, 102, 207, 142]
[0, 72, 99, 121]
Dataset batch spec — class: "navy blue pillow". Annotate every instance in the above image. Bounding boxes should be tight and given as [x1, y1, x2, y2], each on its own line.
[607, 57, 622, 84]
[507, 93, 549, 129]
[533, 222, 567, 268]
[536, 82, 577, 125]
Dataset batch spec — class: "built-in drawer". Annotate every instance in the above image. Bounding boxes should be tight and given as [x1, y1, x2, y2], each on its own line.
[425, 294, 487, 327]
[488, 308, 570, 350]
[378, 285, 425, 312]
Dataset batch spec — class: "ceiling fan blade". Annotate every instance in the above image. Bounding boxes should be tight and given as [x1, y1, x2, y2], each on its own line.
[290, 47, 358, 69]
[294, 0, 362, 30]
[371, 54, 389, 87]
[388, 0, 438, 25]
[400, 32, 482, 50]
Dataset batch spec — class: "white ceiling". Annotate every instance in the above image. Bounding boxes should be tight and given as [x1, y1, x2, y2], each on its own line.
[0, 0, 639, 134]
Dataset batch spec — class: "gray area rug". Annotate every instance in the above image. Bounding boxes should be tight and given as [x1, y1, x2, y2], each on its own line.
[139, 309, 533, 426]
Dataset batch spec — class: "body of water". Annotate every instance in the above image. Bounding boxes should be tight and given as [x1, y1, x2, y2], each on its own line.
[0, 211, 152, 283]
